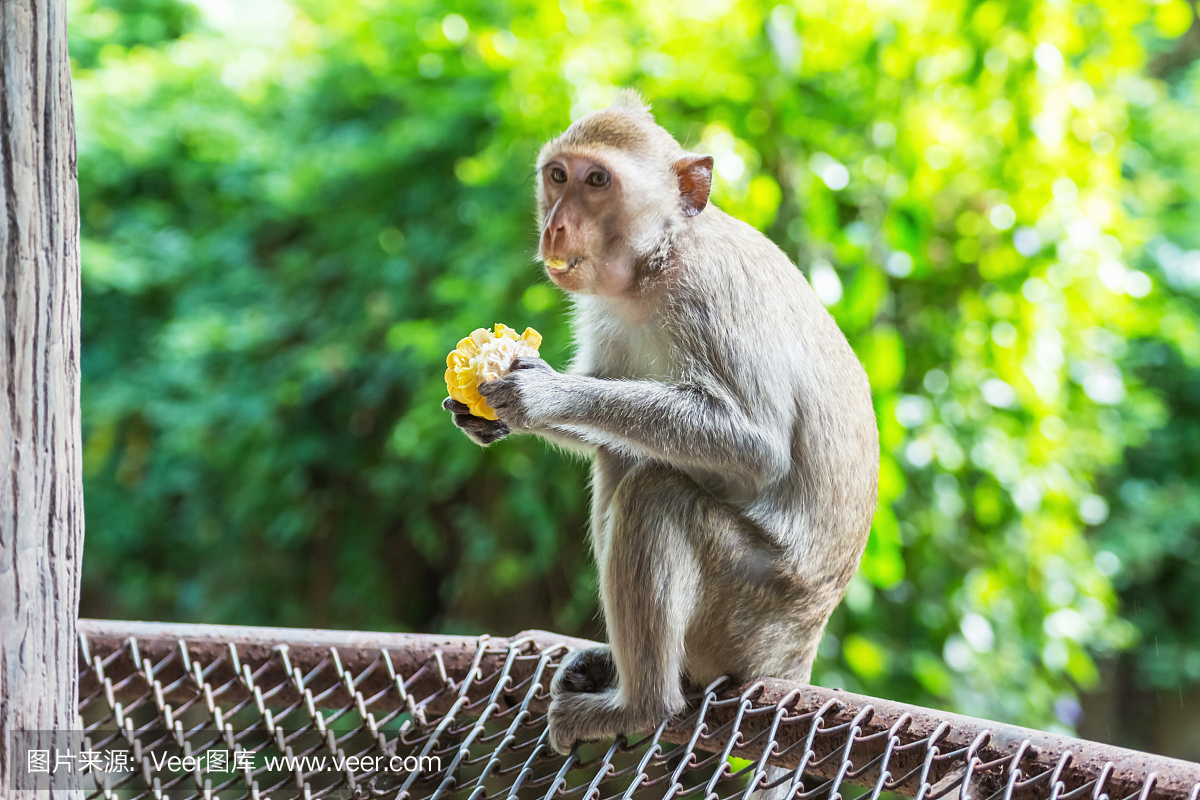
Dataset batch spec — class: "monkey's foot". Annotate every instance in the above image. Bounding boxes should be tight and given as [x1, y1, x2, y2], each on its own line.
[552, 647, 617, 696]
[547, 689, 625, 755]
[546, 689, 682, 756]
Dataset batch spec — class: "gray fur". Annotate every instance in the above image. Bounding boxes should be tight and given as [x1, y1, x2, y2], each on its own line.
[449, 102, 880, 788]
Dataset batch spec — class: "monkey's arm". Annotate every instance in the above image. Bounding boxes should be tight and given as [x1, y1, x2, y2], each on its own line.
[522, 425, 598, 456]
[515, 364, 600, 456]
[479, 359, 788, 488]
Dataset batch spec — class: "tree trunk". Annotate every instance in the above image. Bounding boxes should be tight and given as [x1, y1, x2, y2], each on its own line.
[0, 0, 84, 795]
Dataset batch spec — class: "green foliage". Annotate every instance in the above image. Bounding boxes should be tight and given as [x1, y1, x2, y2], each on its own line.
[1093, 55, 1200, 698]
[71, 0, 1200, 735]
[68, 0, 197, 69]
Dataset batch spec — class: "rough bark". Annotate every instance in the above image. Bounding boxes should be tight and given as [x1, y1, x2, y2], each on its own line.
[0, 0, 84, 795]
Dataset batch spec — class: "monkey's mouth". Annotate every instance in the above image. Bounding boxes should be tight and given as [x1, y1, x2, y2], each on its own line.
[545, 257, 582, 274]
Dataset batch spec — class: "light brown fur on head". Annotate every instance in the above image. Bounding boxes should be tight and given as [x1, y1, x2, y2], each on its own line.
[546, 90, 680, 163]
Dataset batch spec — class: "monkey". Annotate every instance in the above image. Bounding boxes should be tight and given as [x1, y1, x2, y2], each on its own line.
[443, 91, 880, 781]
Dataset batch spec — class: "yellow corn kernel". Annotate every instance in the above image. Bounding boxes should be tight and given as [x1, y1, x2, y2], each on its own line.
[445, 323, 542, 421]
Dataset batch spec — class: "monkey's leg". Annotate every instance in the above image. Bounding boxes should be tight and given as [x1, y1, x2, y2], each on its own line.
[547, 465, 713, 755]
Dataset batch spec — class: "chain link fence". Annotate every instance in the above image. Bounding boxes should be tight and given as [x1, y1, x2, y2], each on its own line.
[73, 619, 1200, 800]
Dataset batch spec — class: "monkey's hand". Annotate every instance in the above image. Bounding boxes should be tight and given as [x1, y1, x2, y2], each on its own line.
[476, 356, 557, 430]
[442, 397, 510, 446]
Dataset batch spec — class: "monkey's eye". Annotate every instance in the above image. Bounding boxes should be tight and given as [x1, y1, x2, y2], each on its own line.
[586, 171, 611, 188]
[550, 167, 568, 184]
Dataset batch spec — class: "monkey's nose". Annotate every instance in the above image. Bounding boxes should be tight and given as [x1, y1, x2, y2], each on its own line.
[544, 223, 567, 256]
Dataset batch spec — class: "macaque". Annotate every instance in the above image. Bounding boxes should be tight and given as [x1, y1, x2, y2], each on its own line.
[443, 91, 880, 767]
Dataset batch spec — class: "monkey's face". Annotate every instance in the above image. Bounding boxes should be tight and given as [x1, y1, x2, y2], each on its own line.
[536, 152, 640, 296]
[534, 102, 714, 295]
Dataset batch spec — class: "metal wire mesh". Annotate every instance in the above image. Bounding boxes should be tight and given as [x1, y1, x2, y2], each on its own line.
[74, 620, 1200, 800]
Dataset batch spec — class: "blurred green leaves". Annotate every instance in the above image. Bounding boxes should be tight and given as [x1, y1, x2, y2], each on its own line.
[70, 0, 1200, 742]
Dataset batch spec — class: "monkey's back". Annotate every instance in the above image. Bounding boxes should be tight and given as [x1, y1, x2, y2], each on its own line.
[673, 206, 880, 583]
[669, 208, 880, 683]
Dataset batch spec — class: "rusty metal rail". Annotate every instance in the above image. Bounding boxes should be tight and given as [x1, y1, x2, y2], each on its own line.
[73, 619, 1200, 800]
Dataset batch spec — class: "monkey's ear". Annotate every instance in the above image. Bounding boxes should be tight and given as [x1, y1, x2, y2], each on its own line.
[675, 154, 714, 218]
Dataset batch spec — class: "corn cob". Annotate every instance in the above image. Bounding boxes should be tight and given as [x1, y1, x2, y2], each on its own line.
[445, 323, 543, 420]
